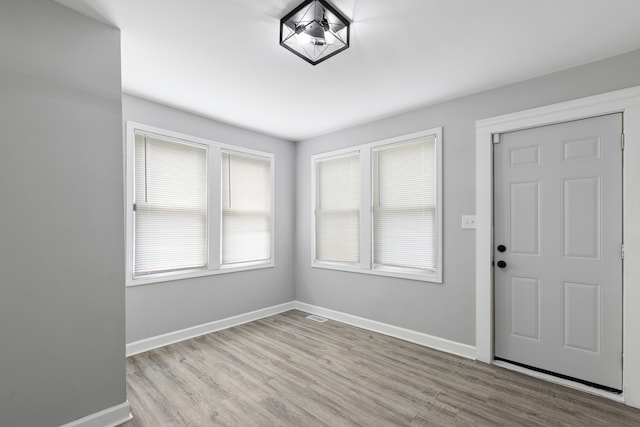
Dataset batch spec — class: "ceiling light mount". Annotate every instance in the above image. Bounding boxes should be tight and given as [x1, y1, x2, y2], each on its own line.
[280, 0, 350, 65]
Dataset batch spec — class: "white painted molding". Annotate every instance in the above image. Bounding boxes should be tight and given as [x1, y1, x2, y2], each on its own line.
[59, 401, 132, 427]
[126, 302, 296, 356]
[294, 301, 477, 360]
[127, 298, 475, 363]
[476, 84, 640, 408]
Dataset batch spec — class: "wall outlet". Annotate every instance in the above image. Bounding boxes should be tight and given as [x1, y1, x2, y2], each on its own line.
[462, 215, 477, 229]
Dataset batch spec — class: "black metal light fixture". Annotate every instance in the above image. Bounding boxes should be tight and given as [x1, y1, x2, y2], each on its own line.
[280, 0, 350, 65]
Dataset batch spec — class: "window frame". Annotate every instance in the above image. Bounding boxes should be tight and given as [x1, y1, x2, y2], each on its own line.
[310, 127, 443, 283]
[125, 121, 275, 287]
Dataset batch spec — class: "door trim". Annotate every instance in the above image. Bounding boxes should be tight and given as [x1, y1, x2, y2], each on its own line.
[475, 85, 640, 408]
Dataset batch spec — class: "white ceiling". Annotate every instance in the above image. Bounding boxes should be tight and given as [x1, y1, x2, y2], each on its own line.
[56, 0, 640, 141]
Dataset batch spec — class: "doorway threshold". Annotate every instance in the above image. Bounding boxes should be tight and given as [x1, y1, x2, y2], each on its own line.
[493, 359, 625, 403]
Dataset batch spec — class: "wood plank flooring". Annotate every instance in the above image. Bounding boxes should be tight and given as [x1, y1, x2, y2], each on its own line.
[122, 310, 640, 426]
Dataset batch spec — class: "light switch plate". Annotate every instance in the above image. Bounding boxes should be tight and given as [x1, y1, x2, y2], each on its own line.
[462, 215, 476, 229]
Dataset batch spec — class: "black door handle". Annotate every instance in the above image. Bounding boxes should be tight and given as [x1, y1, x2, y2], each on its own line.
[497, 260, 507, 268]
[497, 244, 506, 252]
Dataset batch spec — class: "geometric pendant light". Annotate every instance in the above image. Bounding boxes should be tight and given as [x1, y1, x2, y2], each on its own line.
[280, 0, 350, 65]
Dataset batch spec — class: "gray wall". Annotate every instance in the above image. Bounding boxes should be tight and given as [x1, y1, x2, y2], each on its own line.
[295, 49, 640, 346]
[123, 95, 296, 343]
[0, 1, 126, 426]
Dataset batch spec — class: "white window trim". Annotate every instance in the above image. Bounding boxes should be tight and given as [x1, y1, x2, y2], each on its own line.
[310, 127, 443, 283]
[125, 121, 275, 287]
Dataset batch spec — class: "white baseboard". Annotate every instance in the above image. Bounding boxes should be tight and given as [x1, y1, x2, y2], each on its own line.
[126, 301, 296, 357]
[59, 401, 132, 427]
[293, 301, 477, 360]
[126, 300, 476, 361]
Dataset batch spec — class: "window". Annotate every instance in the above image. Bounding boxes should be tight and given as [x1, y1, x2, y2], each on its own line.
[134, 133, 208, 276]
[311, 128, 442, 282]
[372, 138, 437, 271]
[126, 122, 274, 286]
[222, 151, 272, 265]
[314, 152, 360, 264]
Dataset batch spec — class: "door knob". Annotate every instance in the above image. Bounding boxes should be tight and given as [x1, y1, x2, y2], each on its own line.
[497, 260, 507, 268]
[497, 244, 506, 252]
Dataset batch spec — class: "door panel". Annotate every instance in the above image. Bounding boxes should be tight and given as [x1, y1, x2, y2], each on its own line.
[494, 113, 622, 390]
[563, 281, 600, 353]
[510, 181, 540, 255]
[510, 276, 540, 340]
[563, 177, 600, 259]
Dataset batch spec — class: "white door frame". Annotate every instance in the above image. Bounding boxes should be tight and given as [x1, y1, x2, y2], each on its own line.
[475, 85, 640, 408]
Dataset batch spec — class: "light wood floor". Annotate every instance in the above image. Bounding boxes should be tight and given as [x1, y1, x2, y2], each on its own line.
[122, 310, 640, 426]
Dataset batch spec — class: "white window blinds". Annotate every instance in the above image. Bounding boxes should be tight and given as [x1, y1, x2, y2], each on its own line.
[222, 151, 272, 265]
[134, 133, 208, 275]
[372, 137, 437, 270]
[315, 153, 360, 264]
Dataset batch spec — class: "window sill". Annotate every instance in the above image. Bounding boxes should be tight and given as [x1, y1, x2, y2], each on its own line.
[126, 261, 274, 287]
[311, 261, 442, 283]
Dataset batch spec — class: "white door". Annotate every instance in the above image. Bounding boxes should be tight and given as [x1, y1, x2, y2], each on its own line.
[494, 113, 623, 391]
